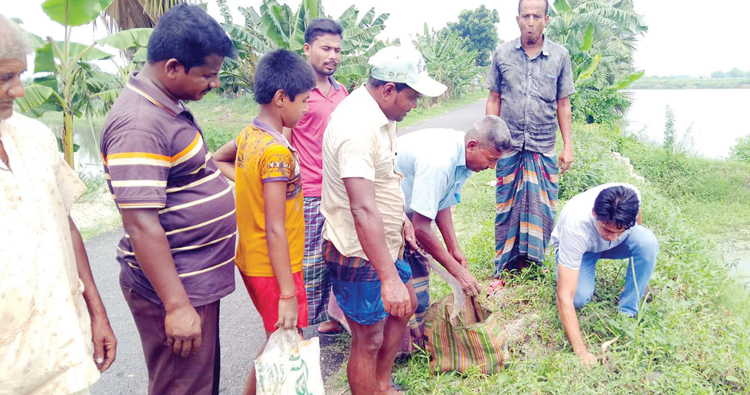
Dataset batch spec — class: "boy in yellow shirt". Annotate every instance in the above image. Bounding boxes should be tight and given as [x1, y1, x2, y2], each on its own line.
[219, 49, 315, 395]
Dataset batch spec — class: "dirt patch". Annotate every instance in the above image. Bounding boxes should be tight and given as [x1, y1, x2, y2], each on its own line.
[70, 188, 121, 238]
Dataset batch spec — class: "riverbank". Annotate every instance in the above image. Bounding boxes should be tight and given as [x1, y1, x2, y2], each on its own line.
[367, 121, 750, 394]
[629, 76, 750, 90]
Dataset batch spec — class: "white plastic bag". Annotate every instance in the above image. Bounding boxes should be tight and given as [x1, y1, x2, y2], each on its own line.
[255, 329, 325, 395]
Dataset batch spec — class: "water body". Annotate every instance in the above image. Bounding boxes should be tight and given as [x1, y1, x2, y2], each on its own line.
[625, 89, 750, 283]
[624, 89, 750, 158]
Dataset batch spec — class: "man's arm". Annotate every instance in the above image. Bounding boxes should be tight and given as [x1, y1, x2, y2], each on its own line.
[557, 97, 574, 175]
[486, 90, 501, 116]
[556, 265, 596, 365]
[434, 207, 467, 267]
[69, 217, 117, 372]
[263, 181, 299, 330]
[213, 140, 238, 181]
[343, 177, 411, 317]
[414, 210, 479, 296]
[121, 209, 201, 358]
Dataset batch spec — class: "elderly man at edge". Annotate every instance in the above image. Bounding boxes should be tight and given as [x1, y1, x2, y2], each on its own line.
[485, 0, 575, 277]
[0, 15, 116, 395]
[395, 115, 512, 353]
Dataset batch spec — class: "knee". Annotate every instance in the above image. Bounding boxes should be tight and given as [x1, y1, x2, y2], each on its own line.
[573, 291, 592, 309]
[353, 329, 384, 353]
[629, 226, 659, 259]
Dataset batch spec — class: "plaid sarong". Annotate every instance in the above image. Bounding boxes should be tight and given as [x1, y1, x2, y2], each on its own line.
[494, 149, 558, 275]
[303, 197, 331, 325]
[399, 246, 430, 355]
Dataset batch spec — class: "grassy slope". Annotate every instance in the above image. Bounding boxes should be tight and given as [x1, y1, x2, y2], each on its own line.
[388, 123, 750, 394]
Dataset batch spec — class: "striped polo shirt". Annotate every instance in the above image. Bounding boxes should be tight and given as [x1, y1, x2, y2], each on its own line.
[101, 72, 236, 307]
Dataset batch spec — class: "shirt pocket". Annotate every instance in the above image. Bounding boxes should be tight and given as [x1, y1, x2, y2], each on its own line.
[535, 72, 558, 103]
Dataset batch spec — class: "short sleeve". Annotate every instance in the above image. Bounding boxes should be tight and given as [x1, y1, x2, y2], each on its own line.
[556, 224, 588, 270]
[103, 129, 170, 209]
[337, 127, 377, 181]
[484, 47, 502, 93]
[409, 161, 450, 220]
[259, 144, 294, 183]
[55, 154, 86, 214]
[557, 52, 576, 100]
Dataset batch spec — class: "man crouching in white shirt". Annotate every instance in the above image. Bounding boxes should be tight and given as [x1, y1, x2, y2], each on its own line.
[551, 183, 658, 365]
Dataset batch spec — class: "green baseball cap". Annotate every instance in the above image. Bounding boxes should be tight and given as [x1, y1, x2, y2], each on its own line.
[369, 45, 447, 97]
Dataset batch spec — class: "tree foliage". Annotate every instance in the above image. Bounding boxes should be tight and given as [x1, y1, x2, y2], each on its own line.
[413, 24, 478, 103]
[217, 0, 389, 92]
[446, 5, 499, 66]
[546, 0, 647, 125]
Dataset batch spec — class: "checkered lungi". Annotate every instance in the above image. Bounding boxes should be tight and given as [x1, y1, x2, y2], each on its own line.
[303, 197, 331, 325]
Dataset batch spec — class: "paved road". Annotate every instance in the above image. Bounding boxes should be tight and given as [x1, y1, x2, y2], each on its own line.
[86, 98, 487, 394]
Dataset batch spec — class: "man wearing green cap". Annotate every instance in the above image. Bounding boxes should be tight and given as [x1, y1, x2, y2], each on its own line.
[321, 45, 446, 395]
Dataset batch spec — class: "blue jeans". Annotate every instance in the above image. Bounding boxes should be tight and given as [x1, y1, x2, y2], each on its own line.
[558, 225, 659, 317]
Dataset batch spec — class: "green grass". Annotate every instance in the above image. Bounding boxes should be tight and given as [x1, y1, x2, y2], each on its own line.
[384, 122, 750, 394]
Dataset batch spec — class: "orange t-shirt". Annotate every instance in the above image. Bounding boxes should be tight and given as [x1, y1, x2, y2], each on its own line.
[234, 121, 304, 277]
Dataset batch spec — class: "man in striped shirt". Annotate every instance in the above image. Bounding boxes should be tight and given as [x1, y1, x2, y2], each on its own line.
[100, 5, 237, 394]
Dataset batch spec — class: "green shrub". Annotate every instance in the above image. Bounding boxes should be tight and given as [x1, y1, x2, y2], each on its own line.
[730, 134, 750, 163]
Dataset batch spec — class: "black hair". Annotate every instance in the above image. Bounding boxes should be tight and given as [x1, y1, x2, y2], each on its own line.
[518, 0, 549, 15]
[147, 4, 235, 71]
[367, 77, 410, 92]
[593, 186, 640, 230]
[304, 18, 343, 44]
[253, 49, 316, 104]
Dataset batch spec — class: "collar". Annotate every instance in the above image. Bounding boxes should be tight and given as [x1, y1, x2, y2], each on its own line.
[126, 72, 188, 118]
[354, 85, 393, 132]
[457, 132, 468, 168]
[514, 35, 550, 57]
[252, 118, 292, 150]
[330, 76, 341, 91]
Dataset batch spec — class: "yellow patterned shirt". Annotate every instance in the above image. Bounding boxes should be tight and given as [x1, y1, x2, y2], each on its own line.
[235, 119, 304, 277]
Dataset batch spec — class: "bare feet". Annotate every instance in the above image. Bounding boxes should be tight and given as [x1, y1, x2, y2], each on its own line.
[317, 320, 342, 334]
[374, 387, 403, 395]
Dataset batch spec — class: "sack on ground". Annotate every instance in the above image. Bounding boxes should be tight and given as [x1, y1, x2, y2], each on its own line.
[425, 295, 510, 375]
[255, 328, 325, 395]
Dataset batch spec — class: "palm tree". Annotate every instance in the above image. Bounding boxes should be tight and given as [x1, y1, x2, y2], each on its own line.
[101, 0, 189, 32]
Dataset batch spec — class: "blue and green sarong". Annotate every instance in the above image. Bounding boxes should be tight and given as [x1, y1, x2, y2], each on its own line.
[495, 150, 558, 275]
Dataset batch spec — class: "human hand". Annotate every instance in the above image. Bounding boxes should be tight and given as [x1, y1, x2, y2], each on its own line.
[558, 144, 574, 175]
[275, 297, 299, 329]
[403, 217, 419, 251]
[449, 265, 480, 297]
[382, 278, 411, 318]
[91, 317, 117, 372]
[452, 249, 469, 269]
[165, 305, 202, 358]
[576, 350, 597, 366]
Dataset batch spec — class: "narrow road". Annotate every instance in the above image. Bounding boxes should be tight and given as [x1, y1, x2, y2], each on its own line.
[86, 98, 487, 394]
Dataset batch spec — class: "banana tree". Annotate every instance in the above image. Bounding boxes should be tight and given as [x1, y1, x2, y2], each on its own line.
[14, 0, 116, 168]
[219, 0, 389, 92]
[414, 24, 478, 103]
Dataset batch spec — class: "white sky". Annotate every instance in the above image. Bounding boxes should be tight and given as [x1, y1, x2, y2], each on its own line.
[4, 0, 750, 77]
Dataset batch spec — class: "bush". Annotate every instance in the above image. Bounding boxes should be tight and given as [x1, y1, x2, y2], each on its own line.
[730, 134, 750, 162]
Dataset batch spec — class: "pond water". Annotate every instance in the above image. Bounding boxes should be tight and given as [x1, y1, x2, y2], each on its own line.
[625, 89, 750, 282]
[624, 89, 750, 159]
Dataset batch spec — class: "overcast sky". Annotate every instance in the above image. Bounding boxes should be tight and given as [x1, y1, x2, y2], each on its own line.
[5, 0, 750, 77]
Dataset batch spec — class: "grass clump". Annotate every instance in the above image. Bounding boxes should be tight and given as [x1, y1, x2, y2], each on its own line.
[389, 122, 750, 394]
